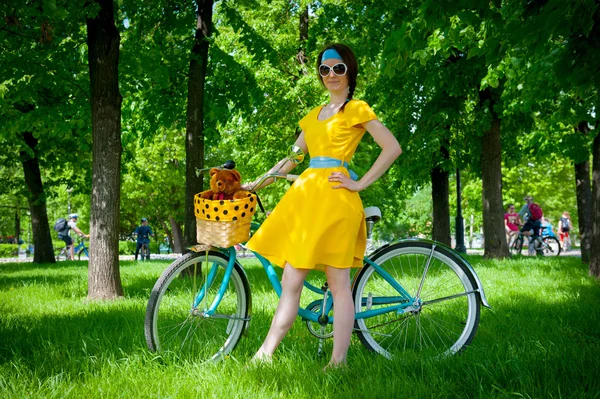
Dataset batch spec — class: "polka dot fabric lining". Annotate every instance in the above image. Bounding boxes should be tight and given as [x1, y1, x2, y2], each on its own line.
[194, 193, 258, 248]
[194, 193, 258, 222]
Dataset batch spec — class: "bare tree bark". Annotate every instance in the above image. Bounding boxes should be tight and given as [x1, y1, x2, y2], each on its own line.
[169, 216, 184, 254]
[575, 121, 592, 263]
[589, 129, 600, 277]
[479, 87, 509, 258]
[431, 145, 451, 246]
[295, 5, 309, 68]
[86, 0, 124, 299]
[184, 0, 213, 250]
[20, 131, 55, 263]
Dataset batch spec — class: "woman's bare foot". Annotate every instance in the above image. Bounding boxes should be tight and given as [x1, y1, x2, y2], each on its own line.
[322, 359, 347, 372]
[249, 350, 273, 365]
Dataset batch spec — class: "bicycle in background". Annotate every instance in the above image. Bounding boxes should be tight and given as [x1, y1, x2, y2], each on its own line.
[510, 226, 561, 256]
[55, 238, 89, 261]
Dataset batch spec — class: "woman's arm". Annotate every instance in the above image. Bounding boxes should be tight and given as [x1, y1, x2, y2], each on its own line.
[329, 119, 402, 191]
[242, 131, 308, 191]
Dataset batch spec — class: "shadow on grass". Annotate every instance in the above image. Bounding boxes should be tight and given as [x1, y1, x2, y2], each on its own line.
[2, 254, 599, 393]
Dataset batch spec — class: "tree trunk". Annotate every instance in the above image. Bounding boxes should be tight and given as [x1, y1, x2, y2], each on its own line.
[86, 0, 124, 299]
[431, 166, 451, 246]
[19, 131, 55, 263]
[296, 5, 308, 67]
[589, 131, 600, 277]
[14, 200, 20, 247]
[575, 161, 592, 262]
[184, 0, 213, 249]
[170, 216, 184, 254]
[575, 121, 592, 263]
[479, 87, 509, 258]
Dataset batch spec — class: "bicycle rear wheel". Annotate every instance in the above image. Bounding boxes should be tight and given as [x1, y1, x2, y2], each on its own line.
[352, 241, 481, 358]
[542, 236, 561, 256]
[55, 248, 67, 261]
[145, 251, 251, 363]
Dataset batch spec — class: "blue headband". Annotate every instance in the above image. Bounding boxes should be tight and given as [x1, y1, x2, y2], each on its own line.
[322, 48, 343, 62]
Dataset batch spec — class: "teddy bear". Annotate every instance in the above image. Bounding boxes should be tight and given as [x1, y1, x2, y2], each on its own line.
[199, 168, 250, 201]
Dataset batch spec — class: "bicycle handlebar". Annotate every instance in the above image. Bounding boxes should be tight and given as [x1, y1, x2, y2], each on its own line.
[250, 172, 299, 192]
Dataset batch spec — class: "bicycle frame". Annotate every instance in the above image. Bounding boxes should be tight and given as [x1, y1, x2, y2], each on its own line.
[59, 239, 88, 259]
[192, 245, 433, 325]
[188, 169, 489, 326]
[74, 240, 88, 256]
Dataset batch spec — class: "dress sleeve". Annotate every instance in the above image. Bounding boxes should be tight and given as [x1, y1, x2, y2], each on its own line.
[345, 100, 378, 128]
[299, 107, 317, 132]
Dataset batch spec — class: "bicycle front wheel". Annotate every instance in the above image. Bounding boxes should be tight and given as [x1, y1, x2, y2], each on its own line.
[510, 236, 523, 256]
[145, 251, 251, 363]
[77, 247, 88, 260]
[542, 236, 561, 256]
[352, 241, 481, 358]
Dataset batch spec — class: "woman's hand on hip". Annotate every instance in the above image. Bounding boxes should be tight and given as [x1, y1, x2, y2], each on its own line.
[329, 172, 362, 192]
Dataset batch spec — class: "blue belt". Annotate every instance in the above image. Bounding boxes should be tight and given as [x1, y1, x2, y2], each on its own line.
[309, 156, 358, 181]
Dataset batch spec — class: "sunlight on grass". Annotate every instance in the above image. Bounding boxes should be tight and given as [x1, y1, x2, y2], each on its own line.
[0, 256, 599, 398]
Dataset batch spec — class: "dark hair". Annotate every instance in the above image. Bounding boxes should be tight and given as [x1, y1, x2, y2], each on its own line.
[507, 204, 514, 210]
[316, 43, 358, 112]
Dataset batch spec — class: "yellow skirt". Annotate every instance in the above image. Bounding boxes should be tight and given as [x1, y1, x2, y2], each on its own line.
[246, 167, 366, 271]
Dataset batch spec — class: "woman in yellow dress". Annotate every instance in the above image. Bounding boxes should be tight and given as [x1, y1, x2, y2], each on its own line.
[245, 43, 402, 368]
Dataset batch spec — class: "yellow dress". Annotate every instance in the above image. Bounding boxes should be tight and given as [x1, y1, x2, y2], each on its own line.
[246, 99, 378, 271]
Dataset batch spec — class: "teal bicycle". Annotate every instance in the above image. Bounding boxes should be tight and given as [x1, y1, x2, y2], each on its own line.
[144, 151, 490, 362]
[55, 237, 89, 261]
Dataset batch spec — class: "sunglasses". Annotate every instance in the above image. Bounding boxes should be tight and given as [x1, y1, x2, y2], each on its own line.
[319, 63, 348, 77]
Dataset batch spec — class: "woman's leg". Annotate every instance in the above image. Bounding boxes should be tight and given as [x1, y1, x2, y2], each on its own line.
[324, 266, 354, 367]
[253, 263, 309, 360]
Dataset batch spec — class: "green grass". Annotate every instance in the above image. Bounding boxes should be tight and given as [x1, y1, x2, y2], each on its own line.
[1, 255, 599, 398]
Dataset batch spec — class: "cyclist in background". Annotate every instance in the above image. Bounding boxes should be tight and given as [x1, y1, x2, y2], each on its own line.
[518, 195, 543, 254]
[134, 217, 155, 260]
[59, 214, 90, 260]
[558, 211, 572, 251]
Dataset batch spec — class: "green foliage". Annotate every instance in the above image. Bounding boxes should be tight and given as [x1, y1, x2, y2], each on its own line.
[3, 0, 598, 255]
[119, 240, 136, 255]
[0, 244, 18, 258]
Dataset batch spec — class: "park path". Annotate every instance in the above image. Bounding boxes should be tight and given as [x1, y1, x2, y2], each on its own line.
[0, 253, 181, 263]
[0, 248, 582, 263]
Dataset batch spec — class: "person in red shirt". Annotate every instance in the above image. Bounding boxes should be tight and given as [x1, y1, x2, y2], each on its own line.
[504, 204, 521, 246]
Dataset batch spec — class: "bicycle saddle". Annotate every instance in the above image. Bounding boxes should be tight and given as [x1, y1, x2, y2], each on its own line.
[364, 206, 381, 223]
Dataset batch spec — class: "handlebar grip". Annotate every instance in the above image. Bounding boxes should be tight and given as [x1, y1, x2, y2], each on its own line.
[286, 174, 299, 182]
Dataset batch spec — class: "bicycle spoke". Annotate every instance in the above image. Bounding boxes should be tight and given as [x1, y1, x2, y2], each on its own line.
[145, 252, 249, 363]
[353, 243, 480, 358]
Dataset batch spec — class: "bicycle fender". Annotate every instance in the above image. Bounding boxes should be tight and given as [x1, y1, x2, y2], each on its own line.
[366, 238, 491, 309]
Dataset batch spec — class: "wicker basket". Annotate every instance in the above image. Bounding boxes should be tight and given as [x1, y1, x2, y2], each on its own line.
[194, 193, 258, 248]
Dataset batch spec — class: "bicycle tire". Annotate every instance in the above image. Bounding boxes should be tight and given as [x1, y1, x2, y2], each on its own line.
[542, 236, 561, 257]
[143, 243, 150, 260]
[55, 248, 67, 261]
[77, 247, 88, 260]
[145, 251, 251, 363]
[510, 236, 523, 256]
[352, 241, 481, 358]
